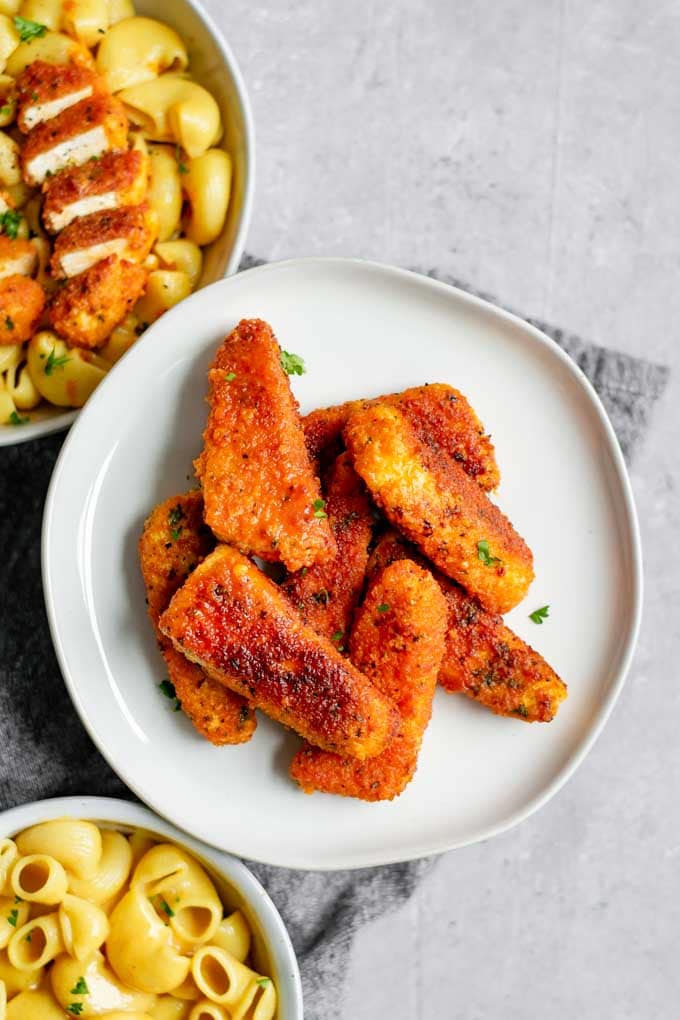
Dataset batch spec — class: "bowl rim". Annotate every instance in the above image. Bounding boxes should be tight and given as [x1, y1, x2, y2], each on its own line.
[0, 794, 303, 1018]
[0, 0, 256, 449]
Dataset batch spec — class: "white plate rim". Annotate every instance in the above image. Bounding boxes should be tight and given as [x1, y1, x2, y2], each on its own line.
[41, 256, 644, 870]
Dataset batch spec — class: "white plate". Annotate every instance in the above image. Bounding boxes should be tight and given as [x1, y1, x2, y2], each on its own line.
[42, 258, 642, 870]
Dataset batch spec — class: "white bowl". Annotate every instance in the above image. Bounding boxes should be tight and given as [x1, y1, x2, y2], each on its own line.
[0, 796, 303, 1018]
[0, 0, 255, 447]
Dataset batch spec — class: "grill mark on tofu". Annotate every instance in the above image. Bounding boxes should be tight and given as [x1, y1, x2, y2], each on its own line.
[51, 203, 158, 279]
[0, 236, 38, 280]
[15, 61, 101, 133]
[21, 94, 128, 186]
[0, 275, 45, 344]
[159, 544, 400, 760]
[42, 149, 148, 233]
[48, 254, 147, 349]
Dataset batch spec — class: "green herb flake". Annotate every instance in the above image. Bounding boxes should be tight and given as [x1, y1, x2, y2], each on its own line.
[0, 209, 21, 239]
[331, 631, 344, 642]
[13, 896, 22, 904]
[477, 539, 501, 567]
[70, 977, 89, 996]
[312, 498, 327, 519]
[158, 896, 175, 917]
[168, 504, 185, 541]
[13, 16, 48, 41]
[0, 105, 10, 117]
[514, 704, 529, 718]
[313, 588, 330, 606]
[175, 144, 189, 174]
[377, 603, 390, 613]
[280, 350, 306, 376]
[256, 977, 271, 987]
[4, 315, 13, 331]
[225, 371, 236, 381]
[7, 909, 18, 927]
[7, 410, 28, 426]
[24, 932, 31, 942]
[44, 347, 71, 376]
[67, 1005, 84, 1016]
[159, 679, 182, 712]
[529, 605, 550, 624]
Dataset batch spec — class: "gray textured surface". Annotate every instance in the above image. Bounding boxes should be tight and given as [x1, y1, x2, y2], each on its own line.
[202, 1, 678, 1016]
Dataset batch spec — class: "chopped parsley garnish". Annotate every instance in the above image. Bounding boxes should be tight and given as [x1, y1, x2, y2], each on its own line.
[477, 540, 501, 567]
[25, 932, 31, 942]
[0, 105, 10, 117]
[225, 371, 236, 381]
[158, 896, 174, 917]
[0, 209, 21, 239]
[13, 896, 22, 904]
[176, 145, 189, 174]
[313, 588, 330, 606]
[377, 603, 390, 613]
[13, 16, 47, 41]
[30, 91, 39, 101]
[7, 909, 18, 927]
[7, 411, 28, 425]
[159, 679, 181, 712]
[44, 347, 71, 375]
[67, 1005, 84, 1016]
[312, 498, 327, 519]
[529, 605, 550, 624]
[168, 504, 185, 541]
[514, 704, 529, 718]
[70, 977, 89, 996]
[4, 315, 13, 331]
[256, 977, 271, 987]
[280, 350, 306, 376]
[331, 631, 343, 642]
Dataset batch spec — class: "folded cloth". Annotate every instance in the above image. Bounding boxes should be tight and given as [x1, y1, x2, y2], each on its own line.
[0, 256, 669, 1019]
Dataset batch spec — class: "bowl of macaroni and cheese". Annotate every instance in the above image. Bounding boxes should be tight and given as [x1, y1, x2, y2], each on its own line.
[0, 0, 255, 445]
[0, 796, 302, 1019]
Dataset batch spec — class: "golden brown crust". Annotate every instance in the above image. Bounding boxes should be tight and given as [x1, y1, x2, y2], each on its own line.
[369, 530, 566, 722]
[14, 60, 101, 133]
[159, 544, 400, 759]
[290, 559, 447, 800]
[138, 491, 256, 746]
[48, 255, 147, 348]
[0, 275, 45, 344]
[302, 384, 500, 491]
[50, 203, 157, 278]
[195, 319, 336, 572]
[280, 452, 373, 641]
[42, 149, 149, 233]
[344, 402, 534, 614]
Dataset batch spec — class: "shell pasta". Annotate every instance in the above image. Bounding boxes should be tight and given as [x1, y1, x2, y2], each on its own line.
[1, 820, 277, 1019]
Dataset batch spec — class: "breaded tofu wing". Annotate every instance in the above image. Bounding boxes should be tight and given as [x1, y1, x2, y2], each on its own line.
[369, 530, 566, 722]
[14, 60, 103, 133]
[303, 383, 500, 491]
[280, 452, 374, 641]
[48, 255, 147, 348]
[51, 203, 158, 278]
[0, 236, 38, 279]
[159, 544, 399, 759]
[21, 93, 128, 186]
[344, 402, 534, 614]
[195, 319, 336, 572]
[0, 275, 45, 344]
[290, 559, 447, 801]
[139, 491, 256, 746]
[42, 149, 149, 233]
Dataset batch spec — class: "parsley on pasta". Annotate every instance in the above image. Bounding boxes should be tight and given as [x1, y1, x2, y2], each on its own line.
[0, 209, 22, 239]
[13, 15, 47, 41]
[70, 978, 89, 996]
[7, 909, 18, 927]
[44, 348, 71, 375]
[7, 411, 28, 425]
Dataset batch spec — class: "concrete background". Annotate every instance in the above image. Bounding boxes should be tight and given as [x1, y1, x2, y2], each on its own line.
[202, 2, 679, 1016]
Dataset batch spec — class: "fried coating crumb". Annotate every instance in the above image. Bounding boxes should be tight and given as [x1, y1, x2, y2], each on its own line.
[51, 203, 158, 279]
[303, 383, 499, 491]
[138, 490, 256, 745]
[195, 319, 336, 572]
[48, 255, 147, 349]
[42, 149, 149, 233]
[159, 543, 399, 759]
[344, 402, 534, 614]
[290, 559, 447, 800]
[0, 275, 45, 344]
[14, 60, 102, 133]
[280, 452, 373, 641]
[369, 530, 567, 722]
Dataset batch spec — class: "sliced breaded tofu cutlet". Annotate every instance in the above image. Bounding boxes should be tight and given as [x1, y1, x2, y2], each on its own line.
[42, 149, 149, 232]
[14, 60, 103, 133]
[0, 236, 38, 279]
[290, 559, 447, 801]
[48, 255, 147, 348]
[369, 531, 566, 722]
[159, 544, 400, 760]
[0, 275, 45, 344]
[51, 203, 158, 278]
[344, 402, 534, 615]
[21, 93, 128, 186]
[138, 490, 256, 746]
[195, 319, 337, 573]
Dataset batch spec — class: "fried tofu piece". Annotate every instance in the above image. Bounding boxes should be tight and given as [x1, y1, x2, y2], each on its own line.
[0, 236, 38, 280]
[21, 93, 128, 186]
[42, 149, 149, 233]
[290, 559, 447, 801]
[369, 530, 566, 722]
[344, 403, 534, 614]
[14, 60, 102, 133]
[303, 384, 500, 491]
[195, 319, 336, 572]
[139, 491, 256, 746]
[280, 452, 374, 641]
[159, 544, 399, 759]
[48, 255, 147, 348]
[51, 203, 158, 278]
[0, 275, 45, 344]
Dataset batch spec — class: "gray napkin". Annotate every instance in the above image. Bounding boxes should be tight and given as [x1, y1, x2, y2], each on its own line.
[0, 258, 669, 1019]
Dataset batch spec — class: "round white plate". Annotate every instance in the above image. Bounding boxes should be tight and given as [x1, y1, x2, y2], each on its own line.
[42, 258, 642, 870]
